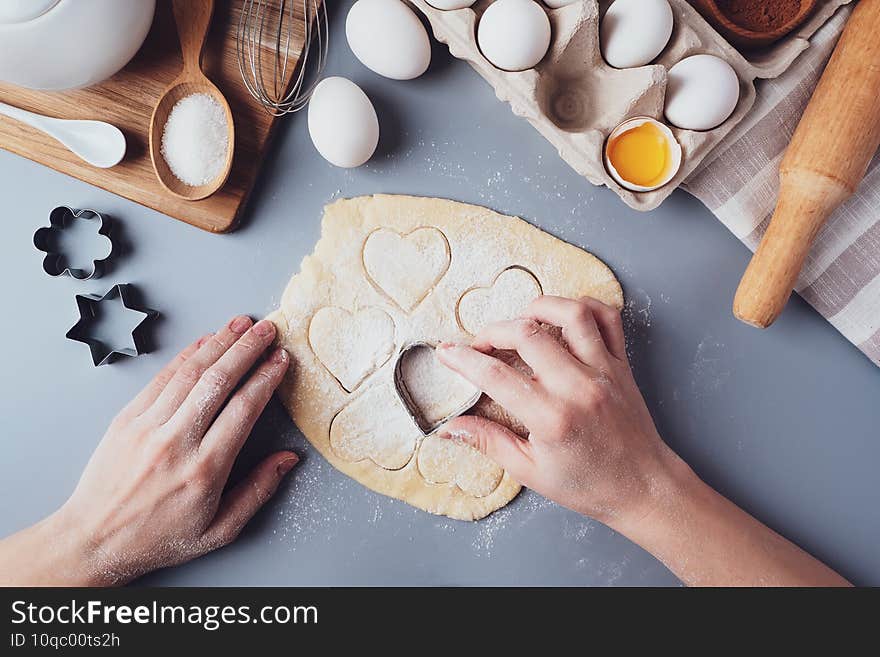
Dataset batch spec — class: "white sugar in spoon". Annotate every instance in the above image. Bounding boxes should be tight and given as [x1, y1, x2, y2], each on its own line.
[0, 100, 125, 168]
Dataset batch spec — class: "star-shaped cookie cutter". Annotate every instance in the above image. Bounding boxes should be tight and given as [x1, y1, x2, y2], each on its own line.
[392, 341, 482, 435]
[66, 284, 158, 366]
[33, 206, 114, 280]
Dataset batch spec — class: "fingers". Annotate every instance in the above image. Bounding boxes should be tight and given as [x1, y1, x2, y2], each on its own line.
[199, 451, 298, 551]
[520, 295, 625, 366]
[165, 319, 278, 441]
[200, 347, 290, 478]
[436, 343, 548, 428]
[471, 318, 585, 393]
[116, 334, 210, 423]
[146, 316, 256, 425]
[580, 297, 627, 362]
[439, 415, 533, 485]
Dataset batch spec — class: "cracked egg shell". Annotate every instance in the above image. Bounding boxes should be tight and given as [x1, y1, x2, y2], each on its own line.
[604, 117, 682, 192]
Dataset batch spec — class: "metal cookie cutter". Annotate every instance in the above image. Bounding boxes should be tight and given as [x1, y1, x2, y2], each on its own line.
[33, 206, 113, 280]
[392, 341, 482, 435]
[66, 284, 158, 366]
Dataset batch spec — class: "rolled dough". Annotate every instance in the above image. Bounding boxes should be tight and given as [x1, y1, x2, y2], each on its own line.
[269, 195, 622, 520]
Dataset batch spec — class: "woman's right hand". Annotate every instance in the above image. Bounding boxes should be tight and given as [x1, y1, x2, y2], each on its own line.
[436, 295, 687, 529]
[438, 295, 850, 587]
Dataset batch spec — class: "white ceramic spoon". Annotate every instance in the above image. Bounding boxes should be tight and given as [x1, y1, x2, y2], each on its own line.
[0, 101, 125, 168]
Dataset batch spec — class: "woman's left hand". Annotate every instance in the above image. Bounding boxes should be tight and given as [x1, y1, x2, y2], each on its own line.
[0, 315, 297, 586]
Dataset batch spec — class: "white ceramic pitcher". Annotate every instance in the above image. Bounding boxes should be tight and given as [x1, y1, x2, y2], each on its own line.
[0, 0, 156, 90]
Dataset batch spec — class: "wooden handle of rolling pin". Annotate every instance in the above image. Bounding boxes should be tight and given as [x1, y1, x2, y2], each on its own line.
[733, 0, 880, 328]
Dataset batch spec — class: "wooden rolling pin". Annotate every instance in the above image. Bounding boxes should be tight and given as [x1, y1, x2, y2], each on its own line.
[733, 0, 880, 328]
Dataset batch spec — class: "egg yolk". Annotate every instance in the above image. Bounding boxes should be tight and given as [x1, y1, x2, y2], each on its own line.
[607, 122, 672, 188]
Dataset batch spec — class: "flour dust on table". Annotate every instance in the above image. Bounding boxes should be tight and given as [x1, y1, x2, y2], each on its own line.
[269, 195, 623, 520]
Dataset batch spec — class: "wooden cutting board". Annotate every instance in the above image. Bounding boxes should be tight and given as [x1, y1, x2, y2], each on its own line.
[0, 0, 306, 233]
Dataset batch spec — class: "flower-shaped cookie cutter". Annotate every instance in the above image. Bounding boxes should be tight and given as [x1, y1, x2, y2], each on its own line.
[33, 206, 113, 280]
[392, 341, 482, 435]
[66, 284, 158, 366]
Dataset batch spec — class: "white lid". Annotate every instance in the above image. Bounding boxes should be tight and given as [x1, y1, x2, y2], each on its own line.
[0, 0, 61, 24]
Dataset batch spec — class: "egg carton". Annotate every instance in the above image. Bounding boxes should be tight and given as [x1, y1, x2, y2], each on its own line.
[410, 0, 853, 211]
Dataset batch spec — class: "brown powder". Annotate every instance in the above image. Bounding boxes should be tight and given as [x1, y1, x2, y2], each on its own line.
[715, 0, 802, 32]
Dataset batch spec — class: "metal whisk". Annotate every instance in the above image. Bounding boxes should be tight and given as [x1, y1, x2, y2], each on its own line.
[236, 0, 329, 116]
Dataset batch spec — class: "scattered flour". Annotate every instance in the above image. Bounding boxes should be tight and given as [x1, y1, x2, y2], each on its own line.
[470, 491, 554, 557]
[688, 337, 731, 399]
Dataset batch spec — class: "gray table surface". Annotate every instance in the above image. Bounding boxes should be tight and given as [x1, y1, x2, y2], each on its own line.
[2, 3, 878, 586]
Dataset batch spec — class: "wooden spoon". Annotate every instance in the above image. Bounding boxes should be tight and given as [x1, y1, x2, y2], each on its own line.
[149, 0, 234, 201]
[690, 0, 819, 49]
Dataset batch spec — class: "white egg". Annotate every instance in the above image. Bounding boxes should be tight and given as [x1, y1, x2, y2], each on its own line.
[346, 0, 431, 80]
[308, 77, 379, 168]
[478, 0, 551, 72]
[542, 0, 578, 8]
[426, 0, 476, 9]
[665, 54, 741, 131]
[601, 0, 673, 69]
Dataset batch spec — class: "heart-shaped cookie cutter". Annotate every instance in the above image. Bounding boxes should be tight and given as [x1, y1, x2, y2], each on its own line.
[392, 341, 482, 436]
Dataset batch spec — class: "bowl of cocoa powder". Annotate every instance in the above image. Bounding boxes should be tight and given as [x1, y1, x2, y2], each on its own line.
[689, 0, 818, 49]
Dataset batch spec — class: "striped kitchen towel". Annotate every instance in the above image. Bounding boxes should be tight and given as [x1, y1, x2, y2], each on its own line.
[683, 8, 880, 367]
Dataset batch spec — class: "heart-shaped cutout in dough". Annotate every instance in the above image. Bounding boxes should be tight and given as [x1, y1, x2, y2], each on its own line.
[393, 342, 481, 435]
[456, 266, 543, 335]
[330, 382, 419, 470]
[309, 306, 395, 392]
[417, 434, 503, 498]
[363, 227, 451, 311]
